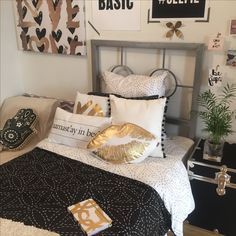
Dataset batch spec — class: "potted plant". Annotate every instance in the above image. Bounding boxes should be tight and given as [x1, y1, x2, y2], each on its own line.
[197, 83, 236, 162]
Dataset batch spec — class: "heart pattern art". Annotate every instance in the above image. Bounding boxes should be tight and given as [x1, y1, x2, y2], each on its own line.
[14, 0, 86, 56]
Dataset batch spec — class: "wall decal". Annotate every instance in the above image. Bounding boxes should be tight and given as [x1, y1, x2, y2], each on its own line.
[165, 21, 183, 39]
[149, 0, 209, 22]
[226, 50, 236, 67]
[230, 19, 236, 36]
[14, 0, 86, 56]
[91, 0, 141, 31]
[208, 33, 224, 51]
[208, 65, 223, 87]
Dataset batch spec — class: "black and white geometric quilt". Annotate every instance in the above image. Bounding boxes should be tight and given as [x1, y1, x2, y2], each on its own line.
[0, 148, 171, 236]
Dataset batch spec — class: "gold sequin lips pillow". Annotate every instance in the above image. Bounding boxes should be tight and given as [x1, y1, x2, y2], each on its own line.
[87, 123, 158, 164]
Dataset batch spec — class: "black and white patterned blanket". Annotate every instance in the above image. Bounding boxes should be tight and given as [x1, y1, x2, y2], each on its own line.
[0, 148, 171, 236]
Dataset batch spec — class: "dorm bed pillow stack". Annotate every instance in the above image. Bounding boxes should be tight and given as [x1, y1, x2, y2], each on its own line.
[48, 71, 168, 163]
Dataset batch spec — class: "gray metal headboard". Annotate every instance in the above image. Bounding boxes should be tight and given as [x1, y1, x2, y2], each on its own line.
[91, 39, 204, 139]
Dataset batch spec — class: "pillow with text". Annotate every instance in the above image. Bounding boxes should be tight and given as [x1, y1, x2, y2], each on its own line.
[48, 107, 112, 148]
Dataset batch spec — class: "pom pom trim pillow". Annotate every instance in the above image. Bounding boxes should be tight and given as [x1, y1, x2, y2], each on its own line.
[110, 95, 167, 158]
[103, 71, 168, 97]
[73, 91, 109, 117]
[48, 108, 112, 148]
[0, 109, 38, 151]
[87, 123, 157, 164]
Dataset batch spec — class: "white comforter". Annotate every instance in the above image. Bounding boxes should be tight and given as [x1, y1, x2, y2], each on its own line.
[38, 136, 195, 236]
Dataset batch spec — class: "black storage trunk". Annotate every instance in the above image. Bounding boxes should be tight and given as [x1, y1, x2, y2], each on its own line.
[187, 139, 236, 236]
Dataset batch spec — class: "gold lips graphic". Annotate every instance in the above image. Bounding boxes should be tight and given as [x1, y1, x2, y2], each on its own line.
[87, 123, 157, 164]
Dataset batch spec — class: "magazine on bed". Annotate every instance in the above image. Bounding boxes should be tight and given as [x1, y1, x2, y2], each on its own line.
[68, 199, 112, 236]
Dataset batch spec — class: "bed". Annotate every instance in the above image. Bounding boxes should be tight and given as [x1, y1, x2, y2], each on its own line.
[0, 40, 204, 236]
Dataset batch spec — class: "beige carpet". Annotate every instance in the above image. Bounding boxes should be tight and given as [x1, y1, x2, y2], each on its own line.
[1, 218, 222, 236]
[0, 218, 59, 236]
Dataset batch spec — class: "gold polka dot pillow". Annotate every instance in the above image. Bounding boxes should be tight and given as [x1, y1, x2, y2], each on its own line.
[87, 123, 157, 164]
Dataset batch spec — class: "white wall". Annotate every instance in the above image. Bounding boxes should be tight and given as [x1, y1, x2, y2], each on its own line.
[1, 0, 236, 142]
[0, 0, 24, 104]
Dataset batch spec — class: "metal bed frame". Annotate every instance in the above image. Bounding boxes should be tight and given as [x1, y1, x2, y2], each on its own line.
[90, 39, 204, 140]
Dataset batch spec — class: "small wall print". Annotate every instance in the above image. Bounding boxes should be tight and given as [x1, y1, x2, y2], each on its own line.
[91, 0, 141, 30]
[14, 0, 86, 56]
[230, 20, 236, 36]
[208, 33, 224, 51]
[208, 65, 222, 87]
[226, 50, 236, 67]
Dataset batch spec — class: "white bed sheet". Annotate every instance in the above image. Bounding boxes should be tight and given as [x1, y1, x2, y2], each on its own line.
[37, 136, 195, 236]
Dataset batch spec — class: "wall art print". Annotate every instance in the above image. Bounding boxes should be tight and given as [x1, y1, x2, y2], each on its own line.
[149, 0, 209, 22]
[208, 33, 224, 51]
[208, 65, 223, 88]
[230, 19, 236, 36]
[14, 0, 86, 56]
[226, 50, 236, 67]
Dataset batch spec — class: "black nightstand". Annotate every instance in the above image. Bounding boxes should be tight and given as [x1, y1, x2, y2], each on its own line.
[187, 139, 236, 236]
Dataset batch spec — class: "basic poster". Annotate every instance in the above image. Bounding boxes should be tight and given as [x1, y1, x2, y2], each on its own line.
[150, 0, 208, 21]
[13, 0, 86, 56]
[91, 0, 141, 31]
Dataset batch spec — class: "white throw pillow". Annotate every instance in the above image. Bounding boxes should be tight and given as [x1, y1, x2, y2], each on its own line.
[73, 91, 109, 117]
[48, 108, 112, 148]
[103, 71, 167, 97]
[110, 95, 167, 158]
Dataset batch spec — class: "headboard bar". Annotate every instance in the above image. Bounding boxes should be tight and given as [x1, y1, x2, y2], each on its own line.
[162, 49, 166, 68]
[166, 117, 191, 127]
[91, 39, 204, 139]
[120, 47, 124, 65]
[178, 85, 193, 89]
[91, 39, 203, 51]
[189, 44, 205, 138]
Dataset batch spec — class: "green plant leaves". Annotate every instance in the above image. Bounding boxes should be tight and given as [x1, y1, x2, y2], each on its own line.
[197, 83, 236, 144]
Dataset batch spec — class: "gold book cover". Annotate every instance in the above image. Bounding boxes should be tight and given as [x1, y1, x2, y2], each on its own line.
[68, 199, 112, 236]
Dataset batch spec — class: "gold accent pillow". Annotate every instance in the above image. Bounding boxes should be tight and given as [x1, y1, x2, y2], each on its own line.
[87, 123, 157, 164]
[73, 92, 109, 117]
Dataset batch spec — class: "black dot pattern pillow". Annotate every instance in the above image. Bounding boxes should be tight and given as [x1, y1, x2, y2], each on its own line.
[0, 109, 38, 151]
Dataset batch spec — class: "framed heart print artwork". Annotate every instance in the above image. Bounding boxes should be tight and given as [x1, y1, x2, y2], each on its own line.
[13, 0, 86, 56]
